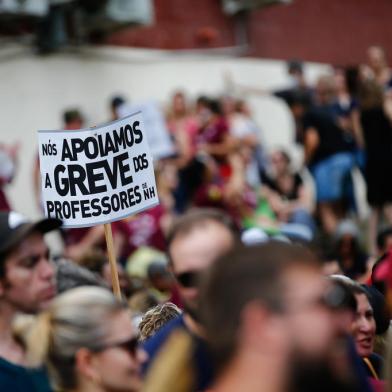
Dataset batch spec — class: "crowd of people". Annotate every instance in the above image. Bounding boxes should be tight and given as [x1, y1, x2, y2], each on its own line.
[0, 44, 392, 391]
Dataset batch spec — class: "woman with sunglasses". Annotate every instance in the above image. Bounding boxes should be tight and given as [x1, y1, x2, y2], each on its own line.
[21, 286, 144, 392]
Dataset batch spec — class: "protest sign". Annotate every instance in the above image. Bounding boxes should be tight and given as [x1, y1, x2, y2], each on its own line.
[38, 112, 159, 299]
[38, 112, 159, 228]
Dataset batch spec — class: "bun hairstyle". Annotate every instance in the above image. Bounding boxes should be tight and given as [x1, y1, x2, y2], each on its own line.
[17, 287, 127, 391]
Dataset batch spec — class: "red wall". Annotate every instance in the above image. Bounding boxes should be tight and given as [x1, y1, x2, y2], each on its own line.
[106, 0, 392, 65]
[107, 0, 235, 50]
[248, 0, 392, 65]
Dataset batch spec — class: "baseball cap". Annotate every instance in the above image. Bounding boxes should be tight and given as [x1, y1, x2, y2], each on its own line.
[0, 211, 62, 255]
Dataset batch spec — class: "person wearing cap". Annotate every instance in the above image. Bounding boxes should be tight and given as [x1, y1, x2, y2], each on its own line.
[0, 211, 61, 391]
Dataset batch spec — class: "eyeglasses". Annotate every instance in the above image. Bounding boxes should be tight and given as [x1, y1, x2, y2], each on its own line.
[92, 336, 139, 358]
[175, 271, 199, 288]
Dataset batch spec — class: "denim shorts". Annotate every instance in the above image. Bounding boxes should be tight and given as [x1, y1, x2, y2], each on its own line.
[311, 152, 354, 202]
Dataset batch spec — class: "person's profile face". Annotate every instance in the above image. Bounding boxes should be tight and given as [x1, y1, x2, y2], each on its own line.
[1, 232, 56, 313]
[351, 293, 376, 358]
[169, 222, 234, 313]
[89, 309, 145, 392]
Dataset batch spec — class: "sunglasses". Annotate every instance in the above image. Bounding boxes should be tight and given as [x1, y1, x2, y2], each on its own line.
[175, 271, 200, 288]
[92, 336, 139, 357]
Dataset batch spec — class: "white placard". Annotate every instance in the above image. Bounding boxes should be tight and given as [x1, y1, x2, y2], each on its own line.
[38, 112, 159, 228]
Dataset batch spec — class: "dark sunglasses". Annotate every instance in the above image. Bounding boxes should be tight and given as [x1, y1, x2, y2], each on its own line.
[175, 271, 199, 288]
[92, 336, 139, 357]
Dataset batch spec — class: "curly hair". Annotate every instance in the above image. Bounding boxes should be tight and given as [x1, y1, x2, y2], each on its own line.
[139, 303, 181, 341]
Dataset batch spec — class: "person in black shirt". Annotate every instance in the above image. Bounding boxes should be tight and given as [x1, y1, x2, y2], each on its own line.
[289, 91, 354, 235]
[358, 78, 392, 253]
[225, 60, 313, 144]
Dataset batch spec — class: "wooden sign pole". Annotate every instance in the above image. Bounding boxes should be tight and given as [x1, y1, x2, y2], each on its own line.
[103, 223, 122, 299]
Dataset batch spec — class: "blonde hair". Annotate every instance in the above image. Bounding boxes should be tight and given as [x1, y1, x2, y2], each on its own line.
[139, 303, 181, 342]
[20, 286, 127, 391]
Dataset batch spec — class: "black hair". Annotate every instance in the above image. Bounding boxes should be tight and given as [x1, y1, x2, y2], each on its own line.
[344, 66, 360, 97]
[376, 226, 392, 252]
[287, 59, 303, 74]
[0, 252, 7, 278]
[207, 99, 222, 115]
[333, 237, 367, 280]
[286, 90, 312, 109]
[196, 95, 210, 107]
[110, 96, 125, 110]
[361, 285, 390, 335]
[63, 109, 83, 125]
